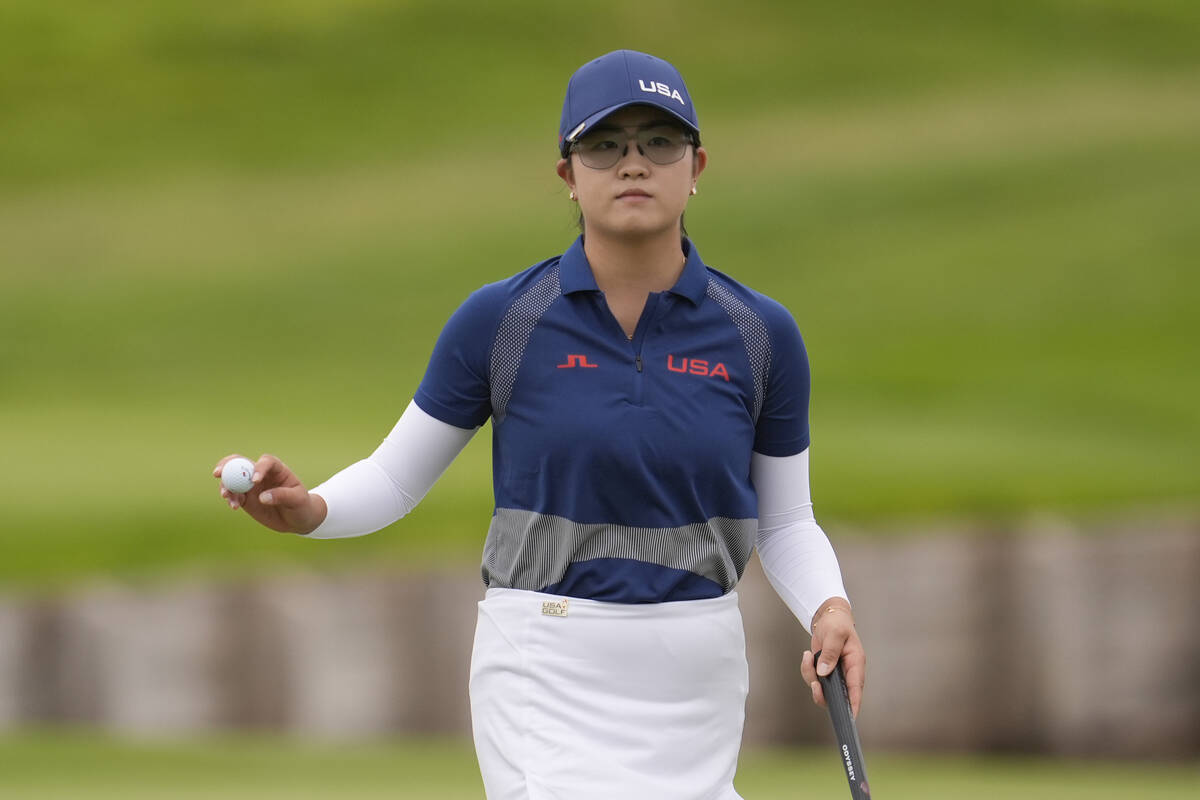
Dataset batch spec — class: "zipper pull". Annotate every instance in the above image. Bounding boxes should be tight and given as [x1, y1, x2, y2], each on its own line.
[635, 354, 643, 372]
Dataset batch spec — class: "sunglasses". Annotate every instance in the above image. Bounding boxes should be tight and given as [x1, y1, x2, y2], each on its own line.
[570, 123, 694, 169]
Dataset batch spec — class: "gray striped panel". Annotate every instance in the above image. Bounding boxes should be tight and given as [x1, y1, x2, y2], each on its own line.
[706, 279, 772, 423]
[481, 508, 758, 594]
[488, 267, 561, 423]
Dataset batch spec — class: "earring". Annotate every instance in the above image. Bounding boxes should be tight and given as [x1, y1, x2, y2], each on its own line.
[569, 190, 577, 201]
[690, 186, 697, 196]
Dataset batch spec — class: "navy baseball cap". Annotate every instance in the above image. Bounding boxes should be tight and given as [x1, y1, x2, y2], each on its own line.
[559, 50, 699, 157]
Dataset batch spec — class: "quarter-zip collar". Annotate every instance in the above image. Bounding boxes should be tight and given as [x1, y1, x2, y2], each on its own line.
[558, 235, 709, 306]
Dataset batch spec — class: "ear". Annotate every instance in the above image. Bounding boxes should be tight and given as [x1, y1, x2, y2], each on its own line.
[692, 146, 709, 182]
[556, 158, 574, 192]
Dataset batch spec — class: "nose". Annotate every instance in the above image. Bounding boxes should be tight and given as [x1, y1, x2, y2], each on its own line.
[616, 140, 651, 177]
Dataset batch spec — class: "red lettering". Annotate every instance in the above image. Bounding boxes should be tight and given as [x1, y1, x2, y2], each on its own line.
[666, 354, 730, 380]
[557, 354, 598, 368]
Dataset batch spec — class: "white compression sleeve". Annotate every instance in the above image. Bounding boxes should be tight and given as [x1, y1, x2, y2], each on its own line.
[304, 400, 477, 539]
[751, 448, 849, 632]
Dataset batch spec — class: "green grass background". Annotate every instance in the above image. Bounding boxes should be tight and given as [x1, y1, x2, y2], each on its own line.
[2, 0, 1198, 588]
[3, 2, 1198, 791]
[1, 732, 1197, 799]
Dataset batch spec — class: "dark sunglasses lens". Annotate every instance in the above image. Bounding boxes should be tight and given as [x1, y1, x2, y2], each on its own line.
[575, 135, 623, 169]
[638, 127, 689, 164]
[574, 126, 690, 168]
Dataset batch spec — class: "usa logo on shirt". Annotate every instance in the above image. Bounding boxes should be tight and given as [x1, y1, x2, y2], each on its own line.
[666, 354, 730, 381]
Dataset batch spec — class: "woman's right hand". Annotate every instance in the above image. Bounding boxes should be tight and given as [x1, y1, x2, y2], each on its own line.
[212, 453, 327, 535]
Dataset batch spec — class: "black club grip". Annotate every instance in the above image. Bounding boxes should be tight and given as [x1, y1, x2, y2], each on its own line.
[814, 650, 872, 799]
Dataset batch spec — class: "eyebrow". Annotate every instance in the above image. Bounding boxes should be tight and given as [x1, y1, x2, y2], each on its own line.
[587, 119, 680, 134]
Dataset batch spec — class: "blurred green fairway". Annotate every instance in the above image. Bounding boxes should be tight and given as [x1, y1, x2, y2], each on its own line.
[2, 0, 1199, 587]
[1, 732, 1197, 799]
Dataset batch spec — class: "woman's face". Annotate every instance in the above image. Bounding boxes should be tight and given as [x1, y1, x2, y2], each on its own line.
[557, 104, 707, 240]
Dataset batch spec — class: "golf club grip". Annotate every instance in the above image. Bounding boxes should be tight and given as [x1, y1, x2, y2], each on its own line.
[814, 650, 871, 799]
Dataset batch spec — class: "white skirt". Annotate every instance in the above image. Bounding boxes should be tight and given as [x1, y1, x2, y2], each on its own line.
[469, 587, 749, 800]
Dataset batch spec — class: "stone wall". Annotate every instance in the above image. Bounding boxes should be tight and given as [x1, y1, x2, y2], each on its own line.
[2, 520, 1197, 757]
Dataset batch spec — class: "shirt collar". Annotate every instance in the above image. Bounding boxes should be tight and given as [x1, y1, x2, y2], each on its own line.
[558, 235, 709, 306]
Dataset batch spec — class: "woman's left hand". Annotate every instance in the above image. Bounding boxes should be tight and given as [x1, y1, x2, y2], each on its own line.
[801, 598, 866, 719]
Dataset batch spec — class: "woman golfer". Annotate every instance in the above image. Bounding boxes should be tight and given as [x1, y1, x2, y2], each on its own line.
[214, 49, 866, 799]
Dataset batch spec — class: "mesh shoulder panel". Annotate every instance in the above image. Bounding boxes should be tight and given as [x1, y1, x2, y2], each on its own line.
[706, 278, 772, 423]
[488, 267, 562, 423]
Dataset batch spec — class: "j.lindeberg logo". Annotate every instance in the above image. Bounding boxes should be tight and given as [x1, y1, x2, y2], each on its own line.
[557, 354, 598, 369]
[638, 79, 686, 105]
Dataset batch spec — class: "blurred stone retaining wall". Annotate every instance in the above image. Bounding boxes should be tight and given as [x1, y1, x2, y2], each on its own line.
[1, 519, 1197, 758]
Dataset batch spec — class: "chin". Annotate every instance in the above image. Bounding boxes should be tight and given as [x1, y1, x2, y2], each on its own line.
[597, 210, 677, 239]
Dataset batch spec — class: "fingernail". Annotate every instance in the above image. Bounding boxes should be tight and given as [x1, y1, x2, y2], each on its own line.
[229, 501, 237, 510]
[252, 472, 261, 483]
[260, 492, 273, 504]
[818, 662, 832, 676]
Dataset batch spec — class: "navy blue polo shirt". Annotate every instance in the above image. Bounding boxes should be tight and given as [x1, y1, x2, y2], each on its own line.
[414, 235, 811, 603]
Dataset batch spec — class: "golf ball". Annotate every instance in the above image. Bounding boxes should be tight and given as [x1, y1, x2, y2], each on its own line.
[221, 457, 256, 493]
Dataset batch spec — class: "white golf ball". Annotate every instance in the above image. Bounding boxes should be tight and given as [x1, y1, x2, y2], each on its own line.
[221, 457, 256, 493]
